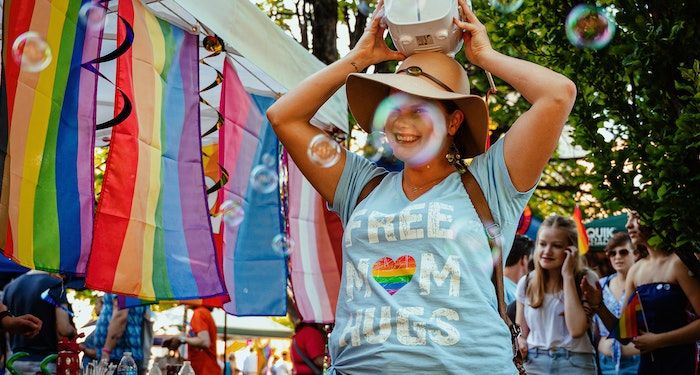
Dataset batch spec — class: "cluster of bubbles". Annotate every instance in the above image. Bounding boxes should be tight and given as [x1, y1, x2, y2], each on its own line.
[12, 32, 52, 73]
[249, 153, 279, 194]
[219, 199, 245, 228]
[489, 0, 524, 14]
[307, 134, 342, 168]
[565, 5, 616, 50]
[370, 92, 446, 167]
[271, 234, 295, 257]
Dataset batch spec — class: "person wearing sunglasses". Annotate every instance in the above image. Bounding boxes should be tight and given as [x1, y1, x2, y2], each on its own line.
[582, 211, 700, 374]
[593, 233, 640, 374]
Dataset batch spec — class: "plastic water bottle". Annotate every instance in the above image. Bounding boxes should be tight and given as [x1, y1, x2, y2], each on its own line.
[177, 361, 195, 375]
[117, 352, 138, 375]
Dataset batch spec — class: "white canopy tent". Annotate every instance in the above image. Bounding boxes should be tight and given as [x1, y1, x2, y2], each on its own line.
[0, 0, 348, 146]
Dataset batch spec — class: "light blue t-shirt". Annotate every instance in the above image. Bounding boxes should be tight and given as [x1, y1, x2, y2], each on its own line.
[504, 277, 518, 306]
[329, 138, 535, 374]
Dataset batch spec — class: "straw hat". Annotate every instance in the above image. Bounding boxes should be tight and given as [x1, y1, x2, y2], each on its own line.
[346, 52, 489, 158]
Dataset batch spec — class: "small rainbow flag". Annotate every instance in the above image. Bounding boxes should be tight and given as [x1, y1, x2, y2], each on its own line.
[573, 205, 590, 255]
[0, 0, 105, 273]
[614, 292, 644, 339]
[86, 0, 224, 300]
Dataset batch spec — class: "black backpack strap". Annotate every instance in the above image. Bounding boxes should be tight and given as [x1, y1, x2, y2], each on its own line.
[461, 170, 527, 375]
[292, 339, 323, 375]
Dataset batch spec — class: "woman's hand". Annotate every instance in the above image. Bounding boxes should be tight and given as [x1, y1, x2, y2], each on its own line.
[349, 0, 405, 68]
[453, 0, 495, 67]
[580, 276, 603, 308]
[632, 331, 664, 353]
[2, 314, 42, 337]
[561, 246, 577, 279]
[517, 335, 528, 359]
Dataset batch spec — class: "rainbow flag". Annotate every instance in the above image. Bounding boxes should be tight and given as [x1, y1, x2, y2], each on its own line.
[287, 157, 342, 322]
[573, 205, 590, 255]
[0, 0, 105, 273]
[614, 292, 644, 339]
[86, 0, 224, 300]
[219, 58, 286, 316]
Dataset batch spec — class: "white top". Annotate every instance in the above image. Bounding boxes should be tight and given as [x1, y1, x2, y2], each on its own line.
[516, 275, 595, 354]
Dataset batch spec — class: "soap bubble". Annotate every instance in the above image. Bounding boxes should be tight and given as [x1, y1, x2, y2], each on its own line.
[363, 131, 393, 162]
[219, 199, 245, 228]
[261, 153, 277, 168]
[489, 0, 524, 14]
[12, 32, 52, 72]
[78, 2, 107, 30]
[271, 234, 295, 257]
[307, 134, 342, 168]
[372, 92, 447, 167]
[566, 5, 616, 50]
[250, 165, 278, 194]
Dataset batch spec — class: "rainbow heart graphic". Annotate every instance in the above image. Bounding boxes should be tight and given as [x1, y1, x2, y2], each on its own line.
[372, 255, 416, 295]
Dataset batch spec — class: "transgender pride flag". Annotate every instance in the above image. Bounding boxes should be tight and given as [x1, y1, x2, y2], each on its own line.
[219, 58, 286, 316]
[86, 0, 223, 300]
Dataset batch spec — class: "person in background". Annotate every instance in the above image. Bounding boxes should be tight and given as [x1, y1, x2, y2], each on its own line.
[242, 346, 258, 375]
[505, 235, 534, 305]
[291, 323, 325, 375]
[516, 215, 599, 374]
[93, 294, 149, 374]
[224, 352, 242, 375]
[583, 210, 700, 374]
[273, 351, 292, 375]
[80, 295, 104, 369]
[165, 305, 221, 375]
[594, 232, 640, 374]
[2, 270, 76, 374]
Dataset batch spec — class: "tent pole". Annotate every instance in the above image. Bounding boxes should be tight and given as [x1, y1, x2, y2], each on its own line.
[223, 311, 228, 375]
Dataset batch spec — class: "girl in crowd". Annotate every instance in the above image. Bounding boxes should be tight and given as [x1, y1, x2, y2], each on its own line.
[594, 232, 640, 374]
[515, 215, 598, 374]
[583, 211, 700, 374]
[266, 0, 576, 372]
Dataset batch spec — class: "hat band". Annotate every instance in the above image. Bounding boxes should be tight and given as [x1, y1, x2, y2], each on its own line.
[396, 66, 455, 93]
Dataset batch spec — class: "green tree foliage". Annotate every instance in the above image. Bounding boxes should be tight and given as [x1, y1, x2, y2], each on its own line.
[257, 0, 700, 249]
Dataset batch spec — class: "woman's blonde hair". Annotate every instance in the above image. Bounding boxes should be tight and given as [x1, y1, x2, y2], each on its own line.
[526, 214, 585, 308]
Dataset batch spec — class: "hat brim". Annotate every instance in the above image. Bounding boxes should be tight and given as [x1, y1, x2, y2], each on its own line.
[346, 72, 489, 158]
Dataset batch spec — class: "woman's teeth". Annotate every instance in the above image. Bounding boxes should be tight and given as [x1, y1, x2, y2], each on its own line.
[395, 134, 418, 143]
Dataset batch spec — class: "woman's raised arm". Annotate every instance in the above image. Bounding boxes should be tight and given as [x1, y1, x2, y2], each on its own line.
[266, 0, 404, 204]
[454, 0, 577, 192]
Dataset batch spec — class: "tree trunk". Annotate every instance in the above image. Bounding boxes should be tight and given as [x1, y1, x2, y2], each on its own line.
[311, 0, 339, 64]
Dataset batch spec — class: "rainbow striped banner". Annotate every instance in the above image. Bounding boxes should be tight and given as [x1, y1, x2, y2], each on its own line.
[573, 205, 590, 255]
[0, 0, 104, 273]
[86, 0, 224, 300]
[219, 58, 286, 316]
[287, 158, 342, 322]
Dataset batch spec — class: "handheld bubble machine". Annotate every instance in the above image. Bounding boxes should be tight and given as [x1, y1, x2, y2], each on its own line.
[384, 0, 471, 56]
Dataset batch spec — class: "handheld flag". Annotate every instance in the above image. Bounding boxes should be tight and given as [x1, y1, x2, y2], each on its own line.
[614, 292, 643, 339]
[573, 205, 590, 255]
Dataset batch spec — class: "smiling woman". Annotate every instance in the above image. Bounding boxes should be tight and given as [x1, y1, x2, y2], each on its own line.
[265, 0, 576, 372]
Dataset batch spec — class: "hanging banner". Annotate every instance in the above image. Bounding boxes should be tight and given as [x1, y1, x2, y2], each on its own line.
[219, 58, 286, 316]
[87, 0, 224, 300]
[287, 158, 342, 323]
[0, 0, 105, 274]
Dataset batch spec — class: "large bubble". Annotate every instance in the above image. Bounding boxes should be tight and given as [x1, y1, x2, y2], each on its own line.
[307, 134, 342, 168]
[489, 0, 524, 14]
[250, 165, 278, 194]
[566, 5, 616, 50]
[371, 93, 447, 167]
[12, 32, 52, 72]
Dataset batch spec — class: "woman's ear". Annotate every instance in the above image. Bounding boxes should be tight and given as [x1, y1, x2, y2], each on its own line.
[447, 110, 464, 136]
